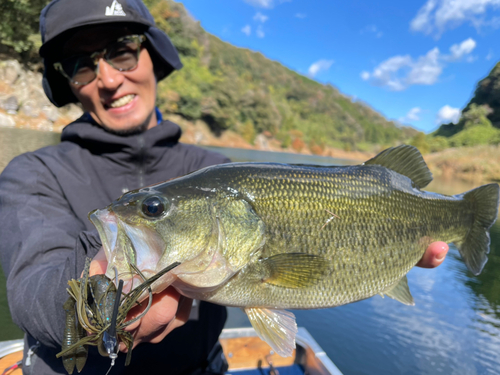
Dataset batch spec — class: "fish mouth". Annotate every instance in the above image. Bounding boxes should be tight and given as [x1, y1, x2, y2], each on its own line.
[89, 208, 167, 295]
[89, 208, 122, 283]
[89, 208, 118, 262]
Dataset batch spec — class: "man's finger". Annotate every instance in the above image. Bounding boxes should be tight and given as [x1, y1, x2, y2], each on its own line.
[148, 296, 192, 344]
[124, 287, 180, 332]
[88, 247, 107, 276]
[416, 241, 449, 268]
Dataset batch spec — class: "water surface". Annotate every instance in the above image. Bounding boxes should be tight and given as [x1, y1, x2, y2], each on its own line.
[0, 127, 499, 375]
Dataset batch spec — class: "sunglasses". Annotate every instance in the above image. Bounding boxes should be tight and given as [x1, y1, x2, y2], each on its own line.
[54, 34, 146, 86]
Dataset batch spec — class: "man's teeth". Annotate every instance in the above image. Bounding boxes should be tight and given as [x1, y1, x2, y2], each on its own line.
[110, 94, 135, 108]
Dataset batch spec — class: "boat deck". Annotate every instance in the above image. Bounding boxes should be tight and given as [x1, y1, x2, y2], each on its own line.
[220, 327, 343, 375]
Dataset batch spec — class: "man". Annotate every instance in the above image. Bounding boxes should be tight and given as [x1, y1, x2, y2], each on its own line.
[1, 0, 229, 374]
[0, 0, 449, 374]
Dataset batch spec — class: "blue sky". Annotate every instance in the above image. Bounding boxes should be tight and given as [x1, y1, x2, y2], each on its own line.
[177, 0, 500, 133]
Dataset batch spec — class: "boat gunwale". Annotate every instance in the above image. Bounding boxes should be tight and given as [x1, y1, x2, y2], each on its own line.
[220, 327, 343, 375]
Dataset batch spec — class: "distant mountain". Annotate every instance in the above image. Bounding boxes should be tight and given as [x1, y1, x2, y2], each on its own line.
[432, 62, 500, 148]
[147, 0, 417, 152]
[464, 62, 500, 127]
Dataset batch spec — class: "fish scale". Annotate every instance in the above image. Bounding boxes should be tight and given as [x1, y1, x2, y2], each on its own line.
[193, 164, 474, 308]
[89, 145, 499, 358]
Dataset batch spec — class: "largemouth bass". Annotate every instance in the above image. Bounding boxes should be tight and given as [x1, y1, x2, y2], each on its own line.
[89, 145, 499, 356]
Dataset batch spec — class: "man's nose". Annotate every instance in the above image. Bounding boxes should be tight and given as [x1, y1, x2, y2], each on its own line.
[96, 59, 124, 89]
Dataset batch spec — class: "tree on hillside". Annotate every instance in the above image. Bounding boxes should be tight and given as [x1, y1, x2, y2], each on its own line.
[462, 104, 493, 128]
[448, 105, 500, 146]
[0, 0, 50, 54]
[463, 62, 500, 127]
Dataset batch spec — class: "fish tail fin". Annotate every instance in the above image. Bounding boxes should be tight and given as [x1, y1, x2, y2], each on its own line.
[455, 183, 499, 275]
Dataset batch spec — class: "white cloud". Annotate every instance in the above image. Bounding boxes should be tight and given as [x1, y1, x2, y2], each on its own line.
[362, 38, 475, 91]
[410, 0, 438, 34]
[256, 25, 265, 38]
[448, 38, 476, 60]
[253, 12, 269, 23]
[486, 49, 494, 60]
[308, 59, 334, 77]
[410, 0, 500, 37]
[400, 107, 422, 123]
[360, 71, 370, 80]
[243, 0, 291, 8]
[366, 53, 419, 91]
[244, 0, 274, 8]
[295, 13, 307, 18]
[436, 105, 461, 124]
[406, 47, 442, 86]
[242, 25, 252, 36]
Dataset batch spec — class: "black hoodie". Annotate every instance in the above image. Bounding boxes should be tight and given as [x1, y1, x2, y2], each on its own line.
[0, 117, 230, 374]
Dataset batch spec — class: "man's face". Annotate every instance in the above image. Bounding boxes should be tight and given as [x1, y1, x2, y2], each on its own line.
[64, 27, 157, 134]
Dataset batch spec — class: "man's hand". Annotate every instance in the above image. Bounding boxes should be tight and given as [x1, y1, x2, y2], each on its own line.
[417, 242, 449, 268]
[120, 289, 192, 350]
[88, 248, 191, 352]
[87, 241, 448, 350]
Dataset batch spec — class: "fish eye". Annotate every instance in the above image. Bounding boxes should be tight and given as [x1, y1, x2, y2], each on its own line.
[141, 196, 165, 218]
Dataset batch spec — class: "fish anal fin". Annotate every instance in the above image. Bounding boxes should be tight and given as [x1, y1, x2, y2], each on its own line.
[363, 145, 433, 189]
[260, 253, 328, 288]
[244, 307, 297, 357]
[381, 275, 415, 306]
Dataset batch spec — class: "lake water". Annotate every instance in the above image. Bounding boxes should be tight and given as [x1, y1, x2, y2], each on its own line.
[0, 127, 499, 375]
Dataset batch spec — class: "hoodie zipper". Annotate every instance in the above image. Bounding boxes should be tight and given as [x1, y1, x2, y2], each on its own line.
[137, 135, 145, 188]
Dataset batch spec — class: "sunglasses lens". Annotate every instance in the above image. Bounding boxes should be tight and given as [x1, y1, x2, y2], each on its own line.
[59, 36, 142, 84]
[106, 38, 141, 71]
[60, 55, 96, 85]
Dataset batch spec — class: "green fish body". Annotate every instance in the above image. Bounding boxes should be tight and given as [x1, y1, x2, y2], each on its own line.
[89, 145, 499, 356]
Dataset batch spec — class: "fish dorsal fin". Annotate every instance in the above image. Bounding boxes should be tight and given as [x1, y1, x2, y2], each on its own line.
[363, 145, 433, 188]
[259, 253, 329, 288]
[379, 275, 415, 306]
[244, 307, 297, 357]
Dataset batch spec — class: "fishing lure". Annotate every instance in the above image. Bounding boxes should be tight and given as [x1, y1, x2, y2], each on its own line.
[57, 259, 180, 374]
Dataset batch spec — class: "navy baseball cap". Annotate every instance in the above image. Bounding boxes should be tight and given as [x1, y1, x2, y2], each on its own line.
[39, 0, 183, 107]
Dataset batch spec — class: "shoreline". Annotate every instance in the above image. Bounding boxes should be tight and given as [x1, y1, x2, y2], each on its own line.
[2, 58, 498, 184]
[1, 117, 499, 185]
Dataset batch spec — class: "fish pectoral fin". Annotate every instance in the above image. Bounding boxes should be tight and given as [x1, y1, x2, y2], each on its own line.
[363, 144, 432, 189]
[244, 307, 297, 357]
[381, 276, 415, 306]
[259, 253, 328, 288]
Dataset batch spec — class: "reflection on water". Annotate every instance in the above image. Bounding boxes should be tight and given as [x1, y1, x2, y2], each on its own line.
[1, 128, 500, 374]
[468, 221, 500, 310]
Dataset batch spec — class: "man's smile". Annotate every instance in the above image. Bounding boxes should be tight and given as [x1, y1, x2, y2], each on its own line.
[107, 94, 136, 109]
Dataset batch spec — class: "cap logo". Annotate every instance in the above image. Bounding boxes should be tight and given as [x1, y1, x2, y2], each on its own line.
[105, 0, 126, 16]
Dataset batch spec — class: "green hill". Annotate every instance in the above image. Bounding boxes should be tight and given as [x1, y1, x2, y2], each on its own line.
[149, 0, 417, 152]
[431, 62, 500, 149]
[1, 0, 417, 152]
